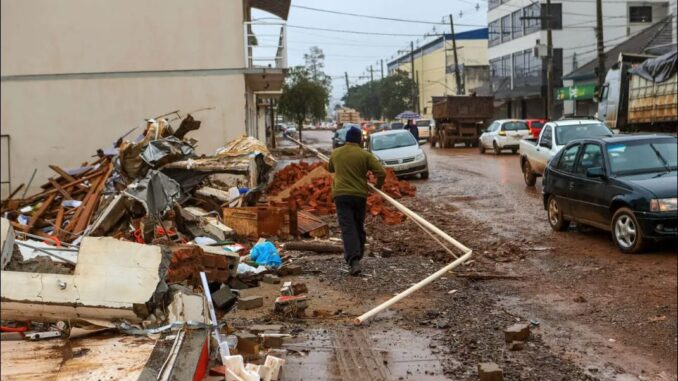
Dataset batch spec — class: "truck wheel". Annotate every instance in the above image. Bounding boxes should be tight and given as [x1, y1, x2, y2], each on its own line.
[547, 196, 570, 231]
[440, 132, 448, 149]
[522, 160, 537, 186]
[464, 141, 471, 148]
[611, 207, 645, 254]
[511, 148, 518, 154]
[479, 143, 486, 154]
[493, 141, 501, 155]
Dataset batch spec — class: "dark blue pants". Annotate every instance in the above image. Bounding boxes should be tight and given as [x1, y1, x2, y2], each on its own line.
[334, 195, 367, 266]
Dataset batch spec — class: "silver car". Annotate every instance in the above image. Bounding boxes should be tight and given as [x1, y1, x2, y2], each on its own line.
[369, 130, 429, 179]
[479, 119, 531, 154]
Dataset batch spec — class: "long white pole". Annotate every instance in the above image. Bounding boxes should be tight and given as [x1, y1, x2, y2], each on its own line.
[285, 136, 473, 324]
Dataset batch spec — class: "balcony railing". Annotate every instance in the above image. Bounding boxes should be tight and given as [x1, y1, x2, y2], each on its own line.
[244, 21, 287, 69]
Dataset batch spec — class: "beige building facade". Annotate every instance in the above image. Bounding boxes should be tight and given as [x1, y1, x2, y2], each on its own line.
[387, 28, 490, 120]
[1, 0, 289, 195]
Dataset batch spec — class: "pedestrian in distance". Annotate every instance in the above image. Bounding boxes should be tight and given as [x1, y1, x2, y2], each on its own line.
[405, 119, 419, 142]
[328, 126, 386, 276]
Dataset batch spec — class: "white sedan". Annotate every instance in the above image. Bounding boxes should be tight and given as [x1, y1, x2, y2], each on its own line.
[479, 119, 531, 155]
[369, 130, 429, 179]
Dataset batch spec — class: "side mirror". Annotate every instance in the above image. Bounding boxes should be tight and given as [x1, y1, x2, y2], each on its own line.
[586, 167, 606, 179]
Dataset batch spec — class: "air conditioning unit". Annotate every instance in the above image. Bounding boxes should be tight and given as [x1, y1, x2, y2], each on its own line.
[533, 43, 548, 58]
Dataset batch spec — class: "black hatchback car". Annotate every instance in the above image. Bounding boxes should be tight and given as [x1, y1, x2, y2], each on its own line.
[542, 135, 677, 253]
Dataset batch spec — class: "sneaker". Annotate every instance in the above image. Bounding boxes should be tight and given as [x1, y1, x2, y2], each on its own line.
[349, 262, 362, 276]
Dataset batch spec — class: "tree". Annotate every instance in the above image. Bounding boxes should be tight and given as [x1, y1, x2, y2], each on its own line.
[380, 70, 415, 119]
[278, 67, 330, 142]
[342, 70, 414, 120]
[304, 46, 331, 89]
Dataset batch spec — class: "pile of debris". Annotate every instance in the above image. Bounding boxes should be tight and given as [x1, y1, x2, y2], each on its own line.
[267, 162, 416, 224]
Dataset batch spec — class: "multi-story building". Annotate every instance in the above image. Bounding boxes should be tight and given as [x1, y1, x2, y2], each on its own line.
[487, 0, 674, 119]
[1, 0, 289, 195]
[387, 28, 489, 120]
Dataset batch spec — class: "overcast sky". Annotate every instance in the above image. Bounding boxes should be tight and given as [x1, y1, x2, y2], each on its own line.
[253, 0, 487, 104]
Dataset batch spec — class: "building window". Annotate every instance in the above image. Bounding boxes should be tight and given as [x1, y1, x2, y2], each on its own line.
[629, 6, 652, 23]
[524, 2, 541, 34]
[525, 48, 542, 83]
[541, 3, 563, 30]
[513, 51, 526, 88]
[501, 15, 512, 43]
[501, 55, 511, 78]
[512, 10, 524, 38]
[489, 20, 501, 46]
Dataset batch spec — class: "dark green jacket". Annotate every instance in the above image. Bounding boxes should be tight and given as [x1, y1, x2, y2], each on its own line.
[328, 143, 386, 198]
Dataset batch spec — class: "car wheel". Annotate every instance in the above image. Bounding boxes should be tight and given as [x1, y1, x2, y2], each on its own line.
[479, 143, 486, 154]
[547, 196, 570, 231]
[611, 207, 645, 254]
[522, 160, 537, 186]
[493, 141, 501, 155]
[511, 148, 518, 154]
[421, 171, 429, 180]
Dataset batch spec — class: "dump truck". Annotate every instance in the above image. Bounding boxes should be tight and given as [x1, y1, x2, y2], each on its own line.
[598, 50, 677, 132]
[431, 95, 494, 148]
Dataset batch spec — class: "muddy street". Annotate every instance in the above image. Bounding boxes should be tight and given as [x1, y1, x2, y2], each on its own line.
[265, 130, 677, 381]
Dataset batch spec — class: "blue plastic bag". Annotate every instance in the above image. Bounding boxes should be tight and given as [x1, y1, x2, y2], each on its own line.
[250, 241, 282, 268]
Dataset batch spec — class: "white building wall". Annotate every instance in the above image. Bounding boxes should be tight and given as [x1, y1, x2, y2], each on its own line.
[0, 0, 252, 195]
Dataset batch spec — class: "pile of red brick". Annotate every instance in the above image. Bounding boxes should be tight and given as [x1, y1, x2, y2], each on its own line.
[267, 161, 326, 195]
[269, 163, 416, 224]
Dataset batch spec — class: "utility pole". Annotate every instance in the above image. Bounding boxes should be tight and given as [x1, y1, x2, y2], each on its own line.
[410, 41, 416, 111]
[370, 65, 374, 82]
[449, 14, 463, 95]
[380, 59, 384, 80]
[545, 0, 554, 120]
[344, 72, 350, 91]
[415, 71, 420, 114]
[270, 99, 276, 148]
[595, 0, 606, 91]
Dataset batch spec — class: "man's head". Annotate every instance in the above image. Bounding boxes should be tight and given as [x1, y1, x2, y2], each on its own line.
[407, 119, 414, 125]
[345, 126, 362, 144]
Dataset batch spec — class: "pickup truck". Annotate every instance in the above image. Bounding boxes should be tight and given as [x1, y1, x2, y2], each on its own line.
[519, 119, 614, 186]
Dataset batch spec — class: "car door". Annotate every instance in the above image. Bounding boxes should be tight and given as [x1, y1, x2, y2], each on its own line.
[569, 143, 610, 228]
[483, 122, 499, 146]
[533, 125, 553, 173]
[550, 143, 582, 219]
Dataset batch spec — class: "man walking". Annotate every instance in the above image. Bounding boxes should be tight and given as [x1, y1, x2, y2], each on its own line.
[405, 119, 419, 142]
[328, 126, 386, 275]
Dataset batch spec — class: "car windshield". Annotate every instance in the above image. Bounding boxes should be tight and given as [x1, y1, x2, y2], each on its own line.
[416, 120, 430, 127]
[531, 121, 544, 129]
[607, 139, 678, 175]
[503, 121, 529, 131]
[390, 122, 404, 129]
[371, 132, 417, 151]
[555, 123, 613, 145]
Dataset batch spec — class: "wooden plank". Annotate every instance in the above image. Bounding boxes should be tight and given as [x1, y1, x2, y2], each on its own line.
[54, 207, 65, 235]
[48, 165, 89, 192]
[48, 178, 73, 200]
[25, 170, 103, 203]
[71, 164, 113, 235]
[27, 193, 56, 229]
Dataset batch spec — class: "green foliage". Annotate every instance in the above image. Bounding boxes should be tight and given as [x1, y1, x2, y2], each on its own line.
[342, 70, 414, 120]
[278, 66, 330, 139]
[304, 46, 332, 92]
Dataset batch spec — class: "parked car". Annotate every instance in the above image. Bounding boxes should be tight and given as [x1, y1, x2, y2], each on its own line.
[479, 120, 530, 154]
[542, 134, 677, 253]
[416, 119, 434, 142]
[332, 123, 360, 148]
[525, 119, 546, 139]
[368, 129, 429, 179]
[520, 119, 614, 186]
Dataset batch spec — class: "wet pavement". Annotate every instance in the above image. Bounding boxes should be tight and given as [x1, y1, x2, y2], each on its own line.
[266, 130, 676, 380]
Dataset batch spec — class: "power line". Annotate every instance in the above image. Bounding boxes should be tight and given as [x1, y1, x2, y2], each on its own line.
[291, 4, 483, 26]
[286, 24, 469, 37]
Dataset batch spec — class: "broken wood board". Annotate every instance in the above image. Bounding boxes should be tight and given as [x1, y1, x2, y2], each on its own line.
[297, 210, 329, 238]
[0, 334, 156, 381]
[269, 166, 330, 203]
[1, 237, 163, 322]
[223, 206, 297, 240]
